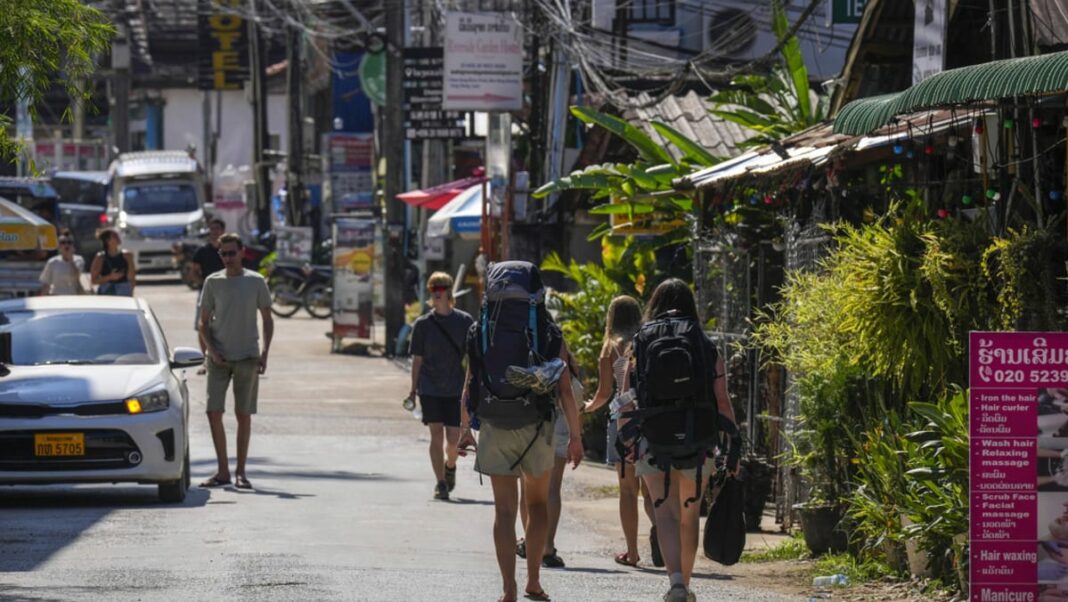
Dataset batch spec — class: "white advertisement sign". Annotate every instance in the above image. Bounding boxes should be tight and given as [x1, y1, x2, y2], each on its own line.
[443, 12, 523, 112]
[913, 0, 946, 84]
[275, 226, 313, 265]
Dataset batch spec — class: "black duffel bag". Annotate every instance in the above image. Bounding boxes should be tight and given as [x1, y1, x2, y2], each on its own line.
[703, 421, 745, 565]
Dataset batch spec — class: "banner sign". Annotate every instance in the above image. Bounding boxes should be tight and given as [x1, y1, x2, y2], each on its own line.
[198, 0, 250, 90]
[332, 219, 376, 340]
[443, 12, 523, 111]
[970, 332, 1068, 600]
[913, 0, 946, 84]
[275, 226, 313, 265]
[322, 133, 374, 213]
[403, 48, 466, 140]
[831, 0, 866, 24]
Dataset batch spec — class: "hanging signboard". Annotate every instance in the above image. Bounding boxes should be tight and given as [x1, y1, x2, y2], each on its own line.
[332, 218, 376, 342]
[198, 0, 250, 90]
[831, 0, 866, 24]
[275, 226, 313, 265]
[442, 12, 523, 111]
[322, 133, 374, 213]
[912, 0, 946, 84]
[404, 48, 466, 140]
[969, 332, 1068, 601]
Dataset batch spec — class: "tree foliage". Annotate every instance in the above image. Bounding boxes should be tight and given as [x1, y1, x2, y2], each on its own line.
[0, 0, 114, 161]
[709, 0, 826, 148]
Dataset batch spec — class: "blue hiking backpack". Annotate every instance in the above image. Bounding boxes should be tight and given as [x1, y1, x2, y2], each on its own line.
[467, 261, 561, 431]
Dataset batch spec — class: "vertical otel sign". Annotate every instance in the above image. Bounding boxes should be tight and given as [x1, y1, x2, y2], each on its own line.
[971, 332, 1068, 601]
[198, 0, 250, 90]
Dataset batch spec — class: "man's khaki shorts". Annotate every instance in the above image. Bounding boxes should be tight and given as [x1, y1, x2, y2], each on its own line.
[475, 420, 554, 477]
[206, 357, 260, 415]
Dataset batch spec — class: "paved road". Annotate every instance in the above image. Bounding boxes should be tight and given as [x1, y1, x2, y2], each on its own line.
[0, 281, 795, 602]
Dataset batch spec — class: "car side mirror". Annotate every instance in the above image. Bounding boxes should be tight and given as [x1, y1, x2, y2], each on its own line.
[171, 347, 205, 369]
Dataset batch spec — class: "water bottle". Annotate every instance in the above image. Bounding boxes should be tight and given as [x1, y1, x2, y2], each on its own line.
[403, 395, 422, 421]
[811, 574, 848, 588]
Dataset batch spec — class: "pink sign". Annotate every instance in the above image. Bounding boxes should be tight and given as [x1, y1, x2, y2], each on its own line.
[970, 332, 1068, 598]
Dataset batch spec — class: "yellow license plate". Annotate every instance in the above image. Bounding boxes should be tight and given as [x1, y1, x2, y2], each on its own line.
[34, 433, 85, 457]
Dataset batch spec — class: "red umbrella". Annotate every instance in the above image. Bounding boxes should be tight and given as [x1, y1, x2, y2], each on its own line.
[396, 176, 486, 211]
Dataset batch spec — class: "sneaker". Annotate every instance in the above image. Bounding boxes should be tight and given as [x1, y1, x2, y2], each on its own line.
[542, 551, 565, 568]
[686, 589, 696, 602]
[444, 463, 456, 492]
[663, 584, 688, 602]
[434, 481, 449, 501]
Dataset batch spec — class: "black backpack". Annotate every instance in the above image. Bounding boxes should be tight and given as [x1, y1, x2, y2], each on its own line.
[468, 261, 561, 431]
[626, 311, 720, 507]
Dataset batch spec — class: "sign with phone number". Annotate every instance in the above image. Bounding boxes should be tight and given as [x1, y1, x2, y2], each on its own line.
[970, 332, 1068, 601]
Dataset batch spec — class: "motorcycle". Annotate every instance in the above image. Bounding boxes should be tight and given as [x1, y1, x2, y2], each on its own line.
[242, 230, 276, 272]
[172, 240, 205, 290]
[269, 262, 333, 319]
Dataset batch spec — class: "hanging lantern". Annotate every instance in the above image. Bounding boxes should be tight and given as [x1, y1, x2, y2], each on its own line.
[962, 194, 973, 205]
[1051, 190, 1064, 201]
[1004, 118, 1015, 129]
[937, 209, 949, 219]
[1032, 117, 1043, 128]
[893, 143, 904, 155]
[924, 143, 935, 155]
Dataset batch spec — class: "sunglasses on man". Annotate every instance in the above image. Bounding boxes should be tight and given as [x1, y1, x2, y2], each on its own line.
[219, 250, 240, 258]
[58, 239, 73, 246]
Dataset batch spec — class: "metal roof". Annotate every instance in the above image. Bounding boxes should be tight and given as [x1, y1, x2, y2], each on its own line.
[834, 50, 1068, 135]
[624, 91, 754, 161]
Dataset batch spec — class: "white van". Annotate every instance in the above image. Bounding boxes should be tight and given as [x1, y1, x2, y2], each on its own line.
[107, 151, 209, 272]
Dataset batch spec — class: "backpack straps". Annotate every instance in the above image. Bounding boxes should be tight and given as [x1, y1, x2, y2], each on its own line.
[480, 299, 489, 353]
[528, 294, 538, 356]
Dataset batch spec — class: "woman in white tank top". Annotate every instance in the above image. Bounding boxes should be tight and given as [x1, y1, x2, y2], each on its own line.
[582, 295, 663, 568]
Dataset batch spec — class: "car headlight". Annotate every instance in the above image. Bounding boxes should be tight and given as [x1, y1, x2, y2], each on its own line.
[186, 218, 206, 237]
[125, 387, 170, 414]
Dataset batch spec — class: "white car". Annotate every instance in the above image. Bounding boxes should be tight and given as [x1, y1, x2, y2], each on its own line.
[0, 296, 203, 502]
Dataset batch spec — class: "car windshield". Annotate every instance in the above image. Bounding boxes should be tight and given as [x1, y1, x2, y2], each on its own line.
[0, 310, 159, 366]
[123, 182, 199, 215]
[51, 177, 108, 208]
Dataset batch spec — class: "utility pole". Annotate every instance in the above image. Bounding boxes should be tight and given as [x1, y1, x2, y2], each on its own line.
[112, 22, 131, 155]
[384, 0, 407, 354]
[248, 0, 271, 234]
[286, 21, 305, 227]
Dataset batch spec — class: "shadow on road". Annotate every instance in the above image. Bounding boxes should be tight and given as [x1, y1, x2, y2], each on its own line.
[0, 486, 210, 572]
[249, 469, 395, 482]
[445, 497, 494, 506]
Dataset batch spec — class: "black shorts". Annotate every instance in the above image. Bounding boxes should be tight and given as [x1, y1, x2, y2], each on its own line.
[419, 395, 461, 427]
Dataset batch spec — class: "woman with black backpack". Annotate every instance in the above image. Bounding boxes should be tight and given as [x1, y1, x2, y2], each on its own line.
[618, 279, 738, 602]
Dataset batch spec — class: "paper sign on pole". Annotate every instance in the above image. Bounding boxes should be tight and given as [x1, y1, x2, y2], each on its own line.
[443, 12, 523, 112]
[913, 0, 946, 84]
[969, 332, 1068, 600]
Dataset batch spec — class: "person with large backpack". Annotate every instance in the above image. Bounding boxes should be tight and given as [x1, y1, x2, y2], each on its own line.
[459, 261, 584, 602]
[618, 279, 738, 602]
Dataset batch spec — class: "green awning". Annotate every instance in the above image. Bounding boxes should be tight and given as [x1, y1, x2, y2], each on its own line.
[834, 51, 1068, 135]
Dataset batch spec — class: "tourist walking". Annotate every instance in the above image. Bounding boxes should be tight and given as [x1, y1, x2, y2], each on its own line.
[408, 271, 474, 501]
[197, 233, 273, 491]
[461, 261, 583, 602]
[90, 228, 135, 296]
[582, 295, 661, 568]
[38, 229, 85, 295]
[619, 279, 738, 602]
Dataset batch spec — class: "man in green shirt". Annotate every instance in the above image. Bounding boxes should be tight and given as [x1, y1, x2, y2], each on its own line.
[197, 233, 274, 491]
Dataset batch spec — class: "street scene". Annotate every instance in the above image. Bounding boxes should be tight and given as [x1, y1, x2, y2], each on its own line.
[4, 0, 1068, 600]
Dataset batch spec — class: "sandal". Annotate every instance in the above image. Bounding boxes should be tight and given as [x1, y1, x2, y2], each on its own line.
[234, 476, 254, 490]
[524, 590, 551, 601]
[198, 475, 231, 488]
[614, 552, 639, 567]
[542, 551, 565, 568]
[516, 538, 526, 559]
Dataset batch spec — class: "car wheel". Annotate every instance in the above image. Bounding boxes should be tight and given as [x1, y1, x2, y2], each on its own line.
[159, 449, 189, 504]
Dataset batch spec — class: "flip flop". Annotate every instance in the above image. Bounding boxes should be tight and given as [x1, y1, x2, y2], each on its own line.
[198, 476, 231, 488]
[234, 476, 254, 490]
[524, 591, 551, 601]
[614, 552, 639, 567]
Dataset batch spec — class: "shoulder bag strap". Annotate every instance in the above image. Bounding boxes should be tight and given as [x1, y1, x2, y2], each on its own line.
[427, 314, 464, 361]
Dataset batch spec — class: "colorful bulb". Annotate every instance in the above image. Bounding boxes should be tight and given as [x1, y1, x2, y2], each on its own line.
[937, 209, 948, 219]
